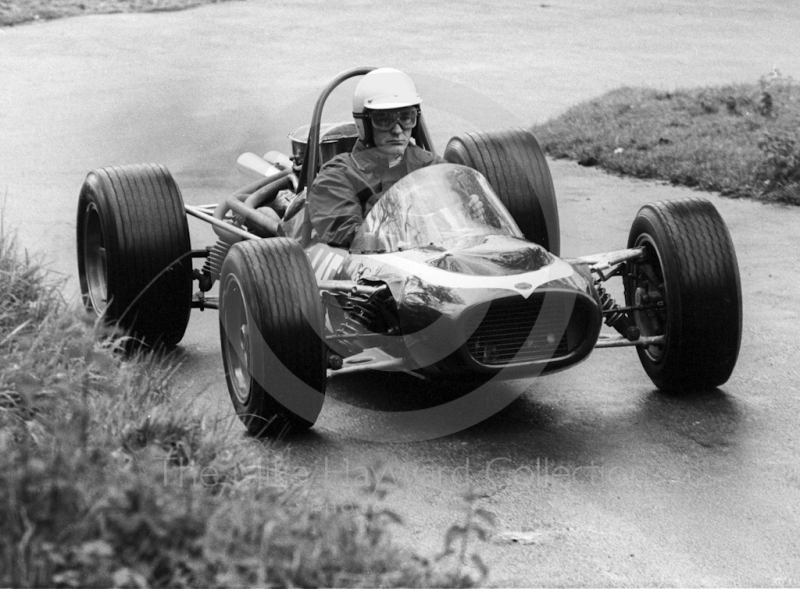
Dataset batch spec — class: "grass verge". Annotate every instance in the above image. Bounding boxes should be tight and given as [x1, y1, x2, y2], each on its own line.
[0, 222, 485, 587]
[531, 71, 800, 205]
[0, 0, 239, 27]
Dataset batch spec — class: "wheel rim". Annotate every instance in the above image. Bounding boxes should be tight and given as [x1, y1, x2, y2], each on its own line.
[631, 234, 668, 362]
[83, 203, 109, 315]
[221, 275, 252, 405]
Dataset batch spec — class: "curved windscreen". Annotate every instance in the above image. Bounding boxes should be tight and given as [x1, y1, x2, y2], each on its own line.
[352, 164, 523, 253]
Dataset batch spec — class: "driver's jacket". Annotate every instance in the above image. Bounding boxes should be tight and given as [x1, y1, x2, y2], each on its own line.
[308, 139, 446, 248]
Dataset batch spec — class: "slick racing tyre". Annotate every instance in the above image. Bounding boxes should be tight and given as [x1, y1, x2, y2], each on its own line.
[444, 128, 560, 256]
[76, 164, 193, 347]
[624, 197, 742, 392]
[219, 238, 327, 438]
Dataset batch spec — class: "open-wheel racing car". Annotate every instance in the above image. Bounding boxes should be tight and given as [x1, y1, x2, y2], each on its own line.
[76, 67, 743, 437]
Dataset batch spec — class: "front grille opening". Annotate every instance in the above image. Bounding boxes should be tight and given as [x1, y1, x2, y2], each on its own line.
[464, 294, 590, 366]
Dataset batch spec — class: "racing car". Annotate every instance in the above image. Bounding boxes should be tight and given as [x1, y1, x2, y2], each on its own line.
[76, 66, 742, 437]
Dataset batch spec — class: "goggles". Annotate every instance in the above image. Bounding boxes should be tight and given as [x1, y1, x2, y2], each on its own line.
[366, 107, 419, 131]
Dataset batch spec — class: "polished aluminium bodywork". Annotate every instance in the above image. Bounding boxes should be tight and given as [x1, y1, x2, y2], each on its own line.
[300, 164, 603, 380]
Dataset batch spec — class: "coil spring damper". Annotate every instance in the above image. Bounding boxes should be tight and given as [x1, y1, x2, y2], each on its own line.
[198, 238, 235, 292]
[596, 284, 640, 341]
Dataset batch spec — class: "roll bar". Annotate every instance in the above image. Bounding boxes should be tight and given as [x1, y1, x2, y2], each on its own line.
[297, 66, 375, 193]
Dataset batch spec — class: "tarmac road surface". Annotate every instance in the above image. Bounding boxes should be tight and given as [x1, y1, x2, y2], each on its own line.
[3, 1, 800, 585]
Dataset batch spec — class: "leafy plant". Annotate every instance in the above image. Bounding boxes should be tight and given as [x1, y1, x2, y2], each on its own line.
[756, 129, 800, 201]
[436, 488, 496, 586]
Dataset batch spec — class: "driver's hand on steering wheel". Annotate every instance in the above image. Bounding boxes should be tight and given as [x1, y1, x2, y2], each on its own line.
[467, 194, 487, 221]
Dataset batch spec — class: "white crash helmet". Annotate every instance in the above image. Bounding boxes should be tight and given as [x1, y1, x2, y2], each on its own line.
[352, 68, 423, 142]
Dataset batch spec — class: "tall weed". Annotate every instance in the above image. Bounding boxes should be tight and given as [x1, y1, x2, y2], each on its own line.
[756, 129, 800, 202]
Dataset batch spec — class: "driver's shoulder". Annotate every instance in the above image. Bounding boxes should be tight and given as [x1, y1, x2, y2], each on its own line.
[318, 152, 354, 173]
[314, 152, 361, 186]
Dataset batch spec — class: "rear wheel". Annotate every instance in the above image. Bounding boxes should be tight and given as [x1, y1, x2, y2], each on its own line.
[76, 164, 193, 347]
[624, 197, 742, 392]
[219, 238, 327, 437]
[444, 128, 560, 255]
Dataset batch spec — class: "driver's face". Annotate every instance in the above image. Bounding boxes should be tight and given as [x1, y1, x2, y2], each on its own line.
[372, 115, 413, 157]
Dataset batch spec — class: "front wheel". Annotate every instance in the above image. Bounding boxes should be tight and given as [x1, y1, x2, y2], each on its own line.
[219, 238, 327, 437]
[624, 197, 742, 392]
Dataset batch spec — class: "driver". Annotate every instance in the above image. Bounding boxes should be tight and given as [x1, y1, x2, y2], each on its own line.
[308, 68, 446, 248]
